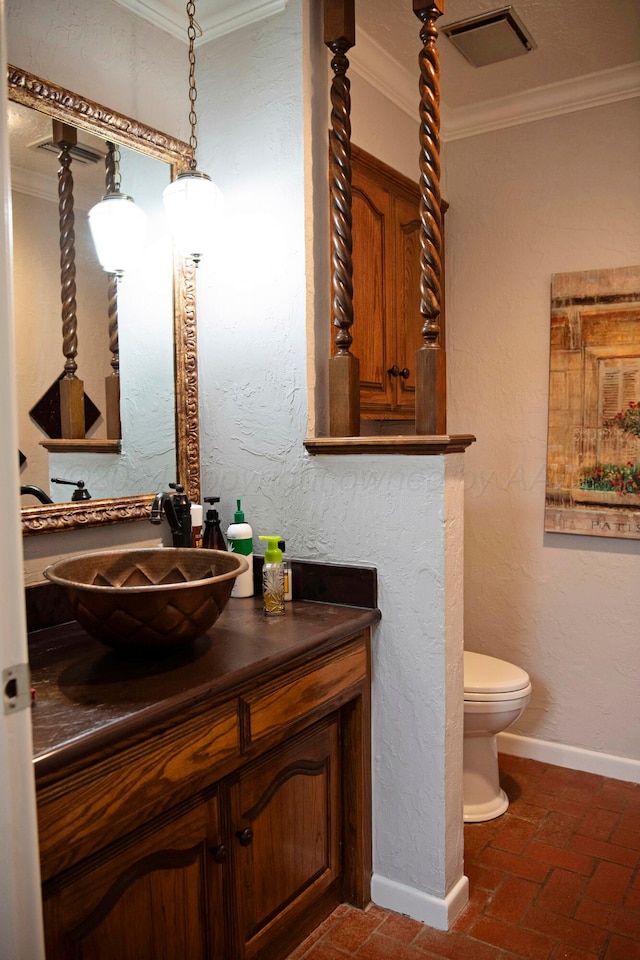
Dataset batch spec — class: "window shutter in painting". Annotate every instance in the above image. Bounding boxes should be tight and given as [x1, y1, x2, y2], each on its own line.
[598, 357, 640, 423]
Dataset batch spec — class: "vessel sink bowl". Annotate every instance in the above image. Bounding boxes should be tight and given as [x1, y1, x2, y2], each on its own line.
[44, 548, 249, 651]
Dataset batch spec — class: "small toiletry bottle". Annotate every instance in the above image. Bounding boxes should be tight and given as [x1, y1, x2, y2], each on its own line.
[190, 503, 203, 547]
[226, 499, 254, 597]
[203, 497, 227, 550]
[259, 536, 285, 616]
[278, 539, 293, 602]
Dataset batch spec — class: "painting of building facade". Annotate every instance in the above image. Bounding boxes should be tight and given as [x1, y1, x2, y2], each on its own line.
[545, 265, 640, 540]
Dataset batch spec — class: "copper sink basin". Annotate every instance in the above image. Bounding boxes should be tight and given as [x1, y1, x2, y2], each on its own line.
[44, 548, 249, 651]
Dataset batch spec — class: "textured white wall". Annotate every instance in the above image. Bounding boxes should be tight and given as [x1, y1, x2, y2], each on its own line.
[194, 0, 464, 920]
[445, 100, 640, 762]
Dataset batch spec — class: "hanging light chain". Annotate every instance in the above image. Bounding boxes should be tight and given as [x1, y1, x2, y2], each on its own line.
[186, 0, 202, 171]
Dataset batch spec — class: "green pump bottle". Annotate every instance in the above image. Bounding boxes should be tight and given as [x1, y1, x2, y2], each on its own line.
[259, 535, 285, 616]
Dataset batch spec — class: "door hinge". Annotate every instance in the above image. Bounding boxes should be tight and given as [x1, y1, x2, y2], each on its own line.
[3, 663, 31, 715]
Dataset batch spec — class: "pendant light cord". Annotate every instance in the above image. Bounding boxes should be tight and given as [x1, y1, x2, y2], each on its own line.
[186, 0, 203, 171]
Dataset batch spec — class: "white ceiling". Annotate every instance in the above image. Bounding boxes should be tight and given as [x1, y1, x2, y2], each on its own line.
[111, 0, 287, 42]
[113, 0, 640, 138]
[360, 0, 640, 109]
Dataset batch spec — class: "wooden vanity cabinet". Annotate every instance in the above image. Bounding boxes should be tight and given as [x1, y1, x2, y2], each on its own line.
[36, 628, 371, 960]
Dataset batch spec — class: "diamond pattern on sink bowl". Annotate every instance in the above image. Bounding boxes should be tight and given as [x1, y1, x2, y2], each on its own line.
[44, 548, 249, 651]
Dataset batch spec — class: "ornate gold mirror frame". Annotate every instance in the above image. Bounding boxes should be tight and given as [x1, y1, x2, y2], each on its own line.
[8, 65, 201, 536]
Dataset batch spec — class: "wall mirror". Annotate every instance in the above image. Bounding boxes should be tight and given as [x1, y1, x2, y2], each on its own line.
[8, 65, 201, 536]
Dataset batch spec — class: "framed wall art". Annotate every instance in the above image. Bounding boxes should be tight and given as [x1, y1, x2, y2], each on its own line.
[545, 265, 640, 540]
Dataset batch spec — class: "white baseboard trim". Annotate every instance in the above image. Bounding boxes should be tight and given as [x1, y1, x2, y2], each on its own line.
[371, 872, 469, 931]
[498, 732, 640, 784]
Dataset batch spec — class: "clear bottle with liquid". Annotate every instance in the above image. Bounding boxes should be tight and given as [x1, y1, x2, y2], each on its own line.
[278, 539, 293, 602]
[259, 536, 285, 616]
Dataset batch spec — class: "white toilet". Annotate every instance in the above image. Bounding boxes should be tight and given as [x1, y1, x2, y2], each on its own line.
[463, 651, 532, 823]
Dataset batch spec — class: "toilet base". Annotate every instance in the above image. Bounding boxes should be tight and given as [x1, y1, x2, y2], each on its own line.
[463, 787, 509, 823]
[463, 733, 509, 823]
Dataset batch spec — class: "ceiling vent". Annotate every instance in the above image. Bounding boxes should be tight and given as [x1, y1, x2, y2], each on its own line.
[28, 136, 106, 165]
[441, 5, 536, 68]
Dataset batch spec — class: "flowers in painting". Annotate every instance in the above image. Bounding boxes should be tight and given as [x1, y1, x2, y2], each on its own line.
[579, 461, 640, 494]
[608, 400, 640, 438]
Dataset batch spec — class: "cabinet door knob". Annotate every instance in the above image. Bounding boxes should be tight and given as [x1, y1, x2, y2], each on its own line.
[210, 844, 228, 864]
[236, 827, 254, 847]
[388, 365, 410, 380]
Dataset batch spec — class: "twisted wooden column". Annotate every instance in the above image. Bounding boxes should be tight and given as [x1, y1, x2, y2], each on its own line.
[325, 0, 360, 437]
[104, 142, 121, 439]
[53, 120, 85, 438]
[413, 1, 446, 435]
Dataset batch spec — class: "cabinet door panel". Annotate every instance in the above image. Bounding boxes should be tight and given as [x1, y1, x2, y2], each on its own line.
[42, 793, 224, 960]
[351, 178, 395, 412]
[230, 719, 341, 959]
[395, 193, 424, 412]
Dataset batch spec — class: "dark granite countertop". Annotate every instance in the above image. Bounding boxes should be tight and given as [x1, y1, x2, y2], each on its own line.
[29, 597, 380, 780]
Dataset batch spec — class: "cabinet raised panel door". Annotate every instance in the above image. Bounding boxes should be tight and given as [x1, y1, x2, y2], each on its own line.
[351, 173, 395, 412]
[349, 144, 447, 421]
[42, 792, 225, 960]
[229, 718, 341, 960]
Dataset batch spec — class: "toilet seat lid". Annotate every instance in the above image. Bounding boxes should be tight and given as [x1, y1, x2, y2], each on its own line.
[464, 651, 530, 696]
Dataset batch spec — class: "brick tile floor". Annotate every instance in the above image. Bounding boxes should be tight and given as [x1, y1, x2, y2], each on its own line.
[286, 755, 640, 960]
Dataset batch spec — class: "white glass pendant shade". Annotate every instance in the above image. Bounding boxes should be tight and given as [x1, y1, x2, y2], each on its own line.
[88, 192, 147, 276]
[162, 170, 222, 264]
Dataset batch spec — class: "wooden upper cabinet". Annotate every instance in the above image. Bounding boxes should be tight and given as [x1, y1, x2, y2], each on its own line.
[349, 144, 445, 421]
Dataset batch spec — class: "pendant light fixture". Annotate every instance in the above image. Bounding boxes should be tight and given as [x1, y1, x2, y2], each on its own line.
[163, 0, 222, 265]
[88, 142, 146, 278]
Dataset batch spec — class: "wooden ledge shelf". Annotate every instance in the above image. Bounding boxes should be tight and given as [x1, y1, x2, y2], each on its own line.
[303, 434, 476, 456]
[40, 439, 122, 454]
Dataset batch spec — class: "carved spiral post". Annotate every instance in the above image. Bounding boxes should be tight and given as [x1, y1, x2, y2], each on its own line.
[325, 0, 360, 437]
[104, 142, 121, 439]
[414, 1, 446, 435]
[53, 120, 85, 438]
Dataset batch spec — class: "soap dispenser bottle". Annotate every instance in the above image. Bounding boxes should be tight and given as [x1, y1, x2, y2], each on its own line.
[259, 535, 285, 616]
[202, 497, 227, 550]
[226, 499, 254, 597]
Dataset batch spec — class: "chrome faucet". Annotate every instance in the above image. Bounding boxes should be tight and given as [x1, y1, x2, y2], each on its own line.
[150, 482, 192, 547]
[20, 484, 54, 505]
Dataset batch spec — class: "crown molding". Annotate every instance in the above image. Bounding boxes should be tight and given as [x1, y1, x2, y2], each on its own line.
[111, 0, 287, 43]
[350, 29, 640, 141]
[443, 61, 640, 141]
[10, 167, 95, 210]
